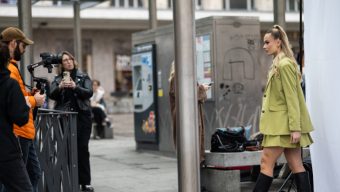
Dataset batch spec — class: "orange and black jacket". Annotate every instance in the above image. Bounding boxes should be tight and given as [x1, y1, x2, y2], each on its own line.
[0, 68, 29, 161]
[8, 60, 36, 139]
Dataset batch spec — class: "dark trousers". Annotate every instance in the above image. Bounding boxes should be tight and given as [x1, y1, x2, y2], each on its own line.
[77, 111, 93, 185]
[91, 107, 106, 138]
[19, 137, 42, 192]
[0, 158, 33, 192]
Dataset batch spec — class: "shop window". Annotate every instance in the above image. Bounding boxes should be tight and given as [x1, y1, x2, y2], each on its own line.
[114, 54, 132, 92]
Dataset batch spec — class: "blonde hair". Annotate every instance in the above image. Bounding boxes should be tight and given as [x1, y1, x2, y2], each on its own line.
[267, 25, 301, 77]
[168, 61, 175, 82]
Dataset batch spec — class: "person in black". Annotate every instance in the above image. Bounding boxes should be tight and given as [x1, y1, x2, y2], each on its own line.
[90, 79, 107, 139]
[0, 42, 32, 191]
[49, 51, 94, 192]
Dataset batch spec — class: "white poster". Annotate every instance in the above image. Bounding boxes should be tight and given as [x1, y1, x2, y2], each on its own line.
[304, 1, 340, 191]
[196, 34, 213, 99]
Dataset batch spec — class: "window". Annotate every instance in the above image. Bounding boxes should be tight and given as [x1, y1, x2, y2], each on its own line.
[196, 0, 202, 10]
[287, 0, 299, 12]
[0, 0, 17, 4]
[119, 0, 125, 7]
[129, 0, 133, 7]
[167, 0, 172, 9]
[230, 0, 247, 10]
[112, 0, 143, 8]
[225, 0, 254, 11]
[137, 0, 143, 7]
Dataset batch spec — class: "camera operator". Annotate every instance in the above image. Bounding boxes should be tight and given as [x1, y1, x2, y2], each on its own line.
[0, 27, 44, 192]
[49, 51, 94, 192]
[0, 40, 32, 191]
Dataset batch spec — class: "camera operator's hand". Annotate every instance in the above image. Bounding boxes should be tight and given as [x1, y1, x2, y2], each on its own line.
[25, 96, 32, 108]
[31, 87, 39, 95]
[34, 92, 46, 107]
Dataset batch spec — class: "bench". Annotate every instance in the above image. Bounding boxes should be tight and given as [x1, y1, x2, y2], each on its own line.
[92, 119, 114, 139]
[201, 148, 310, 192]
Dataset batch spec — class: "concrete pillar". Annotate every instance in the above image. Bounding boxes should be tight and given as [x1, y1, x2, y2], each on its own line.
[149, 0, 157, 29]
[173, 0, 200, 191]
[273, 0, 286, 28]
[73, 0, 82, 66]
[18, 0, 33, 84]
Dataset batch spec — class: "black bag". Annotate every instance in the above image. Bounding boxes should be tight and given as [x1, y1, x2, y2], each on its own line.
[210, 128, 246, 152]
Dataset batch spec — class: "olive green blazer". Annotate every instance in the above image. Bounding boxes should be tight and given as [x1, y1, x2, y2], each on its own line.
[260, 57, 314, 135]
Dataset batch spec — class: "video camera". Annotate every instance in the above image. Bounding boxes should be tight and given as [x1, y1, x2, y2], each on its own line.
[27, 52, 62, 73]
[27, 52, 63, 94]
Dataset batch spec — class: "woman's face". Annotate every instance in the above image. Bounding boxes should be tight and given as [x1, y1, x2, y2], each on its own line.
[263, 33, 281, 56]
[92, 81, 99, 92]
[62, 54, 74, 71]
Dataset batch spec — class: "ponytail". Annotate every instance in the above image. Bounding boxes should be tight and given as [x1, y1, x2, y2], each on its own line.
[272, 25, 296, 62]
[267, 25, 301, 77]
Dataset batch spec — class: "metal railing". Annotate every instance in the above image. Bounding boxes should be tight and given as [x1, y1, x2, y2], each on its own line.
[34, 109, 78, 192]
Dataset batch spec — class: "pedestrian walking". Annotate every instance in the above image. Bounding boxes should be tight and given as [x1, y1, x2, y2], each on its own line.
[0, 40, 32, 192]
[1, 27, 44, 192]
[253, 25, 313, 192]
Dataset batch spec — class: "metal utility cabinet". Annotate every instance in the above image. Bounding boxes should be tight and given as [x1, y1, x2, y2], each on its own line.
[132, 16, 263, 152]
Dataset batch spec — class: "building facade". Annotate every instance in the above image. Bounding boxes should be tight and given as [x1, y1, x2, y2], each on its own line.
[0, 0, 302, 101]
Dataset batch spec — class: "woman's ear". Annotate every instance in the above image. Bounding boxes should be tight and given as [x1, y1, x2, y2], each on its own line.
[276, 39, 282, 48]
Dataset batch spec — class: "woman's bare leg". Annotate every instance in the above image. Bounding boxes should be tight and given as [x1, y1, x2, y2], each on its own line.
[284, 148, 305, 173]
[260, 147, 284, 176]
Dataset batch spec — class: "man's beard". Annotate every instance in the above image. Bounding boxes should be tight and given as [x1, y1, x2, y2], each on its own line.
[14, 45, 21, 61]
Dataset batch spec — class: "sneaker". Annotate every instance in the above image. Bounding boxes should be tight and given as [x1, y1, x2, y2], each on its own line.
[81, 185, 94, 192]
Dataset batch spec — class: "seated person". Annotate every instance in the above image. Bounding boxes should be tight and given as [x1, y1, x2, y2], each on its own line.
[90, 80, 108, 138]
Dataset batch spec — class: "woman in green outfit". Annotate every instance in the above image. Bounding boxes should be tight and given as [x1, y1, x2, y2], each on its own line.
[253, 25, 313, 192]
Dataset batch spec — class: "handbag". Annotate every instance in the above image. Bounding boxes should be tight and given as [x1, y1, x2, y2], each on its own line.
[210, 127, 246, 152]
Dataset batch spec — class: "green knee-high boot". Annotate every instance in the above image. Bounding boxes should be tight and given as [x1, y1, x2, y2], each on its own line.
[253, 172, 273, 192]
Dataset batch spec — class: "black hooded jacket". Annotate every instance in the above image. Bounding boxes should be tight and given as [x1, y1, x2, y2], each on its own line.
[0, 68, 29, 161]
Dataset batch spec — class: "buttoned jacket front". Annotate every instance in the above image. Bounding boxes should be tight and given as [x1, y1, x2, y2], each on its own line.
[260, 56, 314, 135]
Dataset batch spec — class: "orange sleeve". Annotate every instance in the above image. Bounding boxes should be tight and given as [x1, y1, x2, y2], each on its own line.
[8, 63, 37, 108]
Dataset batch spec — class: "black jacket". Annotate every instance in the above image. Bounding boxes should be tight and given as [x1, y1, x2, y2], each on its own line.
[49, 69, 93, 112]
[0, 68, 29, 161]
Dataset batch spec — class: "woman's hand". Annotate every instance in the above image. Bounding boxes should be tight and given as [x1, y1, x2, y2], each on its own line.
[59, 80, 65, 89]
[67, 79, 76, 89]
[202, 84, 211, 91]
[60, 79, 76, 89]
[290, 131, 301, 144]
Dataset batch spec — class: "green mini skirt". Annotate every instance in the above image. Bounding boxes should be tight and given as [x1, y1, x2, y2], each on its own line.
[262, 133, 313, 148]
